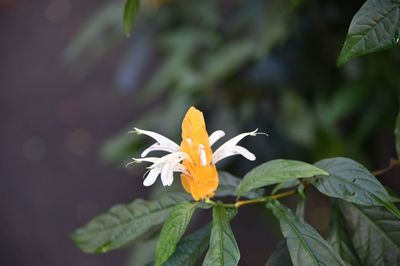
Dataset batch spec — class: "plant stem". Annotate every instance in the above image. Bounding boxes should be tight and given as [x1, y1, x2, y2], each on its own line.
[205, 189, 298, 209]
[372, 158, 400, 176]
[234, 189, 297, 208]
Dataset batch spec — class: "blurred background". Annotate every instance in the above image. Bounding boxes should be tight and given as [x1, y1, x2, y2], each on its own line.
[1, 0, 399, 265]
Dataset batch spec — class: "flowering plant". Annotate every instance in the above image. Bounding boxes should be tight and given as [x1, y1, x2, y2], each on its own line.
[72, 106, 400, 266]
[131, 107, 261, 200]
[70, 0, 400, 265]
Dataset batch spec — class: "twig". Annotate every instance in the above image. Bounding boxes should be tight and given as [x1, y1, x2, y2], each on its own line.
[372, 158, 400, 176]
[206, 188, 298, 209]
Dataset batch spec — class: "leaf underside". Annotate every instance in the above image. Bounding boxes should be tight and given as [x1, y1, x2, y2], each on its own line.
[328, 200, 361, 266]
[202, 205, 240, 266]
[339, 201, 400, 266]
[162, 224, 211, 266]
[217, 171, 263, 199]
[72, 193, 189, 253]
[268, 200, 346, 266]
[265, 241, 292, 266]
[155, 201, 198, 266]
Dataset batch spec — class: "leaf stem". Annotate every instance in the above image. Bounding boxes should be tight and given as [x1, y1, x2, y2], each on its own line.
[234, 189, 297, 208]
[205, 189, 298, 209]
[372, 158, 400, 176]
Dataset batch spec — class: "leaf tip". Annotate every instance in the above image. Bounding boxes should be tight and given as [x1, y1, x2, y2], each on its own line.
[336, 53, 348, 67]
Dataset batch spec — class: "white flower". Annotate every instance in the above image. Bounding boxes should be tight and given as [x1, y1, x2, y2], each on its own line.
[128, 106, 267, 201]
[130, 126, 260, 187]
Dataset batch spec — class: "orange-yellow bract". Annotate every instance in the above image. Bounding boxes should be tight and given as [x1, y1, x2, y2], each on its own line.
[131, 106, 259, 201]
[180, 107, 218, 200]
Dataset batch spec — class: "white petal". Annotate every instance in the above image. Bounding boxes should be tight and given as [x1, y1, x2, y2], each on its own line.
[173, 163, 188, 174]
[234, 146, 256, 161]
[132, 128, 179, 155]
[149, 152, 189, 169]
[212, 129, 258, 164]
[161, 163, 174, 186]
[137, 152, 189, 186]
[141, 143, 179, 157]
[212, 146, 256, 163]
[132, 157, 159, 164]
[209, 130, 225, 146]
[143, 168, 161, 186]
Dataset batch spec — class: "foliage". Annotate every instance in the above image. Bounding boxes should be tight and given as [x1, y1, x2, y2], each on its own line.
[337, 0, 400, 65]
[73, 153, 400, 264]
[62, 0, 399, 166]
[124, 0, 140, 36]
[68, 0, 400, 265]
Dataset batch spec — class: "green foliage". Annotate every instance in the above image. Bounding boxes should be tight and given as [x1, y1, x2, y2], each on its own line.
[236, 159, 328, 197]
[337, 0, 400, 65]
[72, 192, 189, 253]
[155, 201, 198, 266]
[271, 179, 300, 195]
[313, 157, 400, 218]
[265, 241, 292, 266]
[123, 0, 140, 36]
[203, 205, 240, 266]
[161, 224, 211, 266]
[339, 201, 400, 265]
[65, 0, 400, 167]
[267, 200, 346, 266]
[217, 171, 263, 199]
[328, 201, 361, 266]
[296, 189, 306, 220]
[73, 155, 400, 264]
[70, 0, 400, 265]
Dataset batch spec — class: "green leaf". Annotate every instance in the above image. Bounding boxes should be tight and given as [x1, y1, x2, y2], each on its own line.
[337, 0, 400, 65]
[162, 224, 211, 266]
[202, 205, 240, 266]
[271, 179, 300, 195]
[313, 157, 400, 218]
[123, 0, 140, 37]
[395, 111, 400, 159]
[72, 193, 189, 253]
[265, 241, 292, 266]
[267, 200, 346, 266]
[296, 192, 306, 220]
[328, 201, 361, 266]
[217, 171, 263, 199]
[339, 201, 400, 265]
[155, 201, 198, 266]
[237, 159, 328, 197]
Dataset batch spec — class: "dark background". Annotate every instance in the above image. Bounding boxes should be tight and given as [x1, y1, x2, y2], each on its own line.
[0, 0, 137, 265]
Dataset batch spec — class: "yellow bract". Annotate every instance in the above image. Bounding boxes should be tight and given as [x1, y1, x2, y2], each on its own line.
[180, 107, 218, 200]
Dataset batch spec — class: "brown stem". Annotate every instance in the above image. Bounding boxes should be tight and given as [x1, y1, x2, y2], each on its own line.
[372, 158, 400, 176]
[233, 189, 297, 208]
[206, 180, 306, 209]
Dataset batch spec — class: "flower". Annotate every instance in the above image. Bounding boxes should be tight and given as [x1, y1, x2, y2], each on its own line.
[130, 106, 260, 200]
